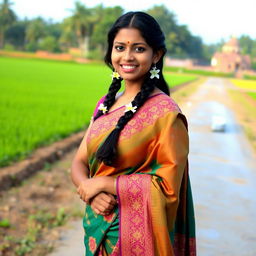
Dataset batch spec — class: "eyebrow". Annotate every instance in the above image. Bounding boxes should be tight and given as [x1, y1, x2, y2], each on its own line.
[114, 41, 147, 46]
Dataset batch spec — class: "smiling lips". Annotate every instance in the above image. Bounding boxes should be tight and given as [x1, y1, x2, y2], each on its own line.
[120, 64, 138, 72]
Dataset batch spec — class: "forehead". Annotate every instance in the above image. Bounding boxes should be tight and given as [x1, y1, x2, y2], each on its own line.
[114, 28, 147, 44]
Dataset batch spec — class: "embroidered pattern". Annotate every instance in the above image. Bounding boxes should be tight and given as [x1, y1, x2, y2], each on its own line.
[117, 174, 154, 256]
[89, 236, 97, 253]
[87, 94, 180, 143]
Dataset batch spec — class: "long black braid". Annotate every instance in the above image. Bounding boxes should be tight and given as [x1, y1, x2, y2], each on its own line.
[96, 73, 156, 166]
[93, 76, 123, 121]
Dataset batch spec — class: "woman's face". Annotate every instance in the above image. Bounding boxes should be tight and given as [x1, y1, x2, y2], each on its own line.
[111, 28, 160, 84]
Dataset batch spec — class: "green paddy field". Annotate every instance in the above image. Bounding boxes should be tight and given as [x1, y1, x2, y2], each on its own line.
[0, 57, 196, 166]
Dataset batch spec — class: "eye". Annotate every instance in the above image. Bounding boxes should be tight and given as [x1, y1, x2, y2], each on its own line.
[135, 47, 146, 53]
[115, 45, 124, 51]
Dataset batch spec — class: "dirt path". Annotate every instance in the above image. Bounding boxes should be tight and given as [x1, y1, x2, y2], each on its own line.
[184, 78, 256, 255]
[0, 150, 85, 256]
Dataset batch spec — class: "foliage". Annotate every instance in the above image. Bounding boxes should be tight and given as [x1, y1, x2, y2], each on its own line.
[1, 1, 256, 62]
[38, 35, 60, 52]
[0, 218, 11, 228]
[147, 5, 204, 59]
[243, 74, 256, 80]
[0, 0, 17, 47]
[0, 208, 68, 256]
[25, 17, 47, 43]
[248, 92, 256, 100]
[0, 57, 197, 166]
[90, 6, 123, 56]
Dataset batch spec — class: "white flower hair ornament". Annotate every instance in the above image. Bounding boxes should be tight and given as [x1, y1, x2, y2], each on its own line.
[150, 65, 160, 79]
[98, 103, 108, 114]
[111, 71, 121, 80]
[124, 102, 137, 113]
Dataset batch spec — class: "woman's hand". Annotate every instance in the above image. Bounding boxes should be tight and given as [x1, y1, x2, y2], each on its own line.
[90, 192, 117, 215]
[77, 176, 117, 203]
[77, 177, 103, 203]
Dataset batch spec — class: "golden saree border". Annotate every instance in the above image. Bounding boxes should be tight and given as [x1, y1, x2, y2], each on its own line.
[117, 174, 154, 256]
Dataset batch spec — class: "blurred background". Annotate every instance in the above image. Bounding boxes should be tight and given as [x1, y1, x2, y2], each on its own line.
[0, 0, 255, 255]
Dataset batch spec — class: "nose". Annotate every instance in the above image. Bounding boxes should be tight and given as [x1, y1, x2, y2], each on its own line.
[123, 48, 134, 61]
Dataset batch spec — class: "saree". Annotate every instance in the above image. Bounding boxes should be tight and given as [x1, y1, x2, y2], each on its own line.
[83, 93, 196, 256]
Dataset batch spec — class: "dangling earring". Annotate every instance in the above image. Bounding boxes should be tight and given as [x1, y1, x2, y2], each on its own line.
[150, 63, 160, 79]
[111, 70, 121, 80]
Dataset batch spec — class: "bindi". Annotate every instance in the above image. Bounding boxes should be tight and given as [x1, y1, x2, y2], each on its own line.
[127, 41, 130, 44]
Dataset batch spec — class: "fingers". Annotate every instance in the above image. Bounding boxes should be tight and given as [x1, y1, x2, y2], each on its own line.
[90, 192, 117, 215]
[77, 186, 89, 203]
[98, 192, 117, 206]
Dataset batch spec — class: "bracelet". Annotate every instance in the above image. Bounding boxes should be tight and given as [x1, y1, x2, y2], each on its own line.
[114, 177, 117, 193]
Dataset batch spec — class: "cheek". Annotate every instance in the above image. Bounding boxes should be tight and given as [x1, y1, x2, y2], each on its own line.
[111, 52, 118, 67]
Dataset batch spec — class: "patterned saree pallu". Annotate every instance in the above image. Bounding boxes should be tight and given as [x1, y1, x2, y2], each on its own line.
[84, 93, 196, 256]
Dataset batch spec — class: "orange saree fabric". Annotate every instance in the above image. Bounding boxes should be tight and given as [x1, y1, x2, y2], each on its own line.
[85, 93, 196, 255]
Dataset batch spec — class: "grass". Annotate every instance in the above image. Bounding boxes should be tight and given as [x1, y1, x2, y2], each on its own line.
[243, 74, 256, 80]
[164, 73, 197, 87]
[0, 56, 197, 167]
[230, 79, 256, 90]
[164, 66, 233, 78]
[248, 92, 256, 100]
[228, 89, 256, 151]
[0, 57, 110, 166]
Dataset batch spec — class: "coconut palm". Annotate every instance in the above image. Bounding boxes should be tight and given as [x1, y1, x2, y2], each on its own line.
[0, 0, 16, 48]
[68, 2, 102, 57]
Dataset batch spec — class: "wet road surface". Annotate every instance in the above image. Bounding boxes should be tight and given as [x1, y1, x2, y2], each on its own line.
[184, 78, 256, 256]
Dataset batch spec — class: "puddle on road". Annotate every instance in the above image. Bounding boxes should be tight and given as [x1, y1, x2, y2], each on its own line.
[198, 228, 220, 240]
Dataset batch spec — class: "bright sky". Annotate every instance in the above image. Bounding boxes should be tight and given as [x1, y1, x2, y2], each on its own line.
[12, 0, 256, 44]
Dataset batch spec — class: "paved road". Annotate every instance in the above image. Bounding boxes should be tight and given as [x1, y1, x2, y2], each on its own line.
[183, 78, 256, 256]
[49, 77, 256, 256]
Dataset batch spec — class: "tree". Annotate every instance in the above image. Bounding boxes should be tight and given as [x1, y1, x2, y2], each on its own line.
[90, 6, 123, 56]
[38, 35, 59, 52]
[0, 0, 16, 48]
[59, 17, 77, 50]
[5, 19, 28, 49]
[67, 1, 100, 57]
[25, 17, 47, 43]
[146, 5, 204, 58]
[239, 35, 254, 55]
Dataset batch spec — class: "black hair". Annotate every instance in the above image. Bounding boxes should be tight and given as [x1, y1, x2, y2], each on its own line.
[94, 11, 170, 166]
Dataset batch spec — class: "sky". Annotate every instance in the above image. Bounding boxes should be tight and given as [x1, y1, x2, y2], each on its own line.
[12, 0, 256, 44]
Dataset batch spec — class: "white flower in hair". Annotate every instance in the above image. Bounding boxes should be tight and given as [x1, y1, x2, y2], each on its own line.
[98, 103, 108, 114]
[150, 66, 160, 79]
[124, 102, 137, 113]
[111, 71, 121, 80]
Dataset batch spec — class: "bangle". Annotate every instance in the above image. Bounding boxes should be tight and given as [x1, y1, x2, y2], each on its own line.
[114, 177, 117, 193]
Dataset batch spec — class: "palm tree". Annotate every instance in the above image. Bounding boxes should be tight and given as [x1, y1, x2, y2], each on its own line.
[0, 0, 16, 48]
[25, 17, 46, 43]
[68, 2, 102, 57]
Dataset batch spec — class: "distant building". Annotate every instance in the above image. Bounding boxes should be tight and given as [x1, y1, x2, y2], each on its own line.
[211, 37, 251, 73]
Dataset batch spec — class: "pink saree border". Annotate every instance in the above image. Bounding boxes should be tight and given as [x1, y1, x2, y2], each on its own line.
[117, 174, 154, 256]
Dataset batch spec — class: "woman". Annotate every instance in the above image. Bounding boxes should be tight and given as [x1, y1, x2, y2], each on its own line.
[71, 11, 196, 256]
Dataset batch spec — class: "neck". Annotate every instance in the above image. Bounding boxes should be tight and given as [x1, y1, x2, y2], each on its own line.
[123, 80, 142, 98]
